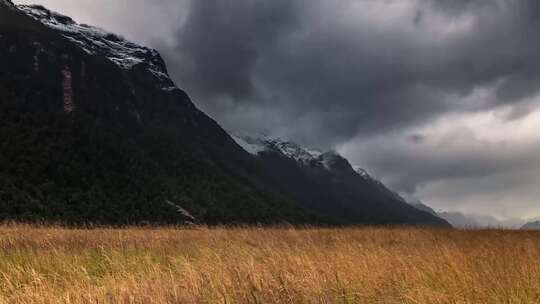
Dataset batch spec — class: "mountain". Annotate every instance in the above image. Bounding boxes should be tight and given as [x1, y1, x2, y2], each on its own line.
[409, 200, 438, 217]
[407, 199, 529, 229]
[0, 2, 449, 226]
[410, 203, 483, 228]
[437, 211, 527, 229]
[233, 135, 451, 226]
[436, 212, 480, 228]
[407, 201, 483, 228]
[0, 2, 323, 225]
[521, 221, 540, 230]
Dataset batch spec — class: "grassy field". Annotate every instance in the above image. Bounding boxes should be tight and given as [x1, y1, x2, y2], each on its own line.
[0, 225, 538, 303]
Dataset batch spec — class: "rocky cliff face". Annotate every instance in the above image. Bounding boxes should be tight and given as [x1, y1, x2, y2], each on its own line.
[234, 135, 451, 226]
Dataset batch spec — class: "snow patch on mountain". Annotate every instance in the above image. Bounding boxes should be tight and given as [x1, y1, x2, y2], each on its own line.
[234, 135, 402, 184]
[319, 151, 343, 169]
[233, 134, 325, 163]
[353, 165, 387, 186]
[234, 134, 365, 172]
[353, 166, 370, 178]
[270, 139, 322, 164]
[232, 135, 269, 155]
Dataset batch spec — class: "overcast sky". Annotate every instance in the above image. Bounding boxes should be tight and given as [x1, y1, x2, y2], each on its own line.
[15, 0, 540, 220]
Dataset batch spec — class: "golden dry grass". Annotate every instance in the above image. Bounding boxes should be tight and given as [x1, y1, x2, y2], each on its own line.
[0, 225, 538, 303]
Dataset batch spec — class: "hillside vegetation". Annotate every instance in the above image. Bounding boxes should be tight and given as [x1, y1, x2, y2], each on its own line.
[0, 3, 316, 225]
[0, 225, 538, 303]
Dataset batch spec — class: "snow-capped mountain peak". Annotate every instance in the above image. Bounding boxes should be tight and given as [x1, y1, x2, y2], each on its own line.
[234, 135, 397, 183]
[353, 166, 371, 178]
[231, 135, 269, 155]
[233, 134, 325, 164]
[234, 134, 362, 173]
[18, 5, 174, 89]
[353, 166, 380, 181]
[269, 139, 322, 163]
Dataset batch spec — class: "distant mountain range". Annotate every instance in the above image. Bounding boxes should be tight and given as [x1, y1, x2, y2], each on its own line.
[410, 201, 530, 229]
[0, 1, 449, 226]
[521, 221, 540, 230]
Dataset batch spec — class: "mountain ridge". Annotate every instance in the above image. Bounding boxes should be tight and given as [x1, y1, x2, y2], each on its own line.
[234, 134, 451, 226]
[409, 201, 530, 229]
[0, 2, 320, 225]
[521, 221, 540, 230]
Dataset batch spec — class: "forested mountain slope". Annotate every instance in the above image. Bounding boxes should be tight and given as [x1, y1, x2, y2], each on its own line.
[0, 1, 449, 226]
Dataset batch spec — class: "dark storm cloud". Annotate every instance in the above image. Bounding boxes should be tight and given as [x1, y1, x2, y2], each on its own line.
[147, 0, 540, 218]
[159, 0, 540, 146]
[167, 0, 300, 100]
